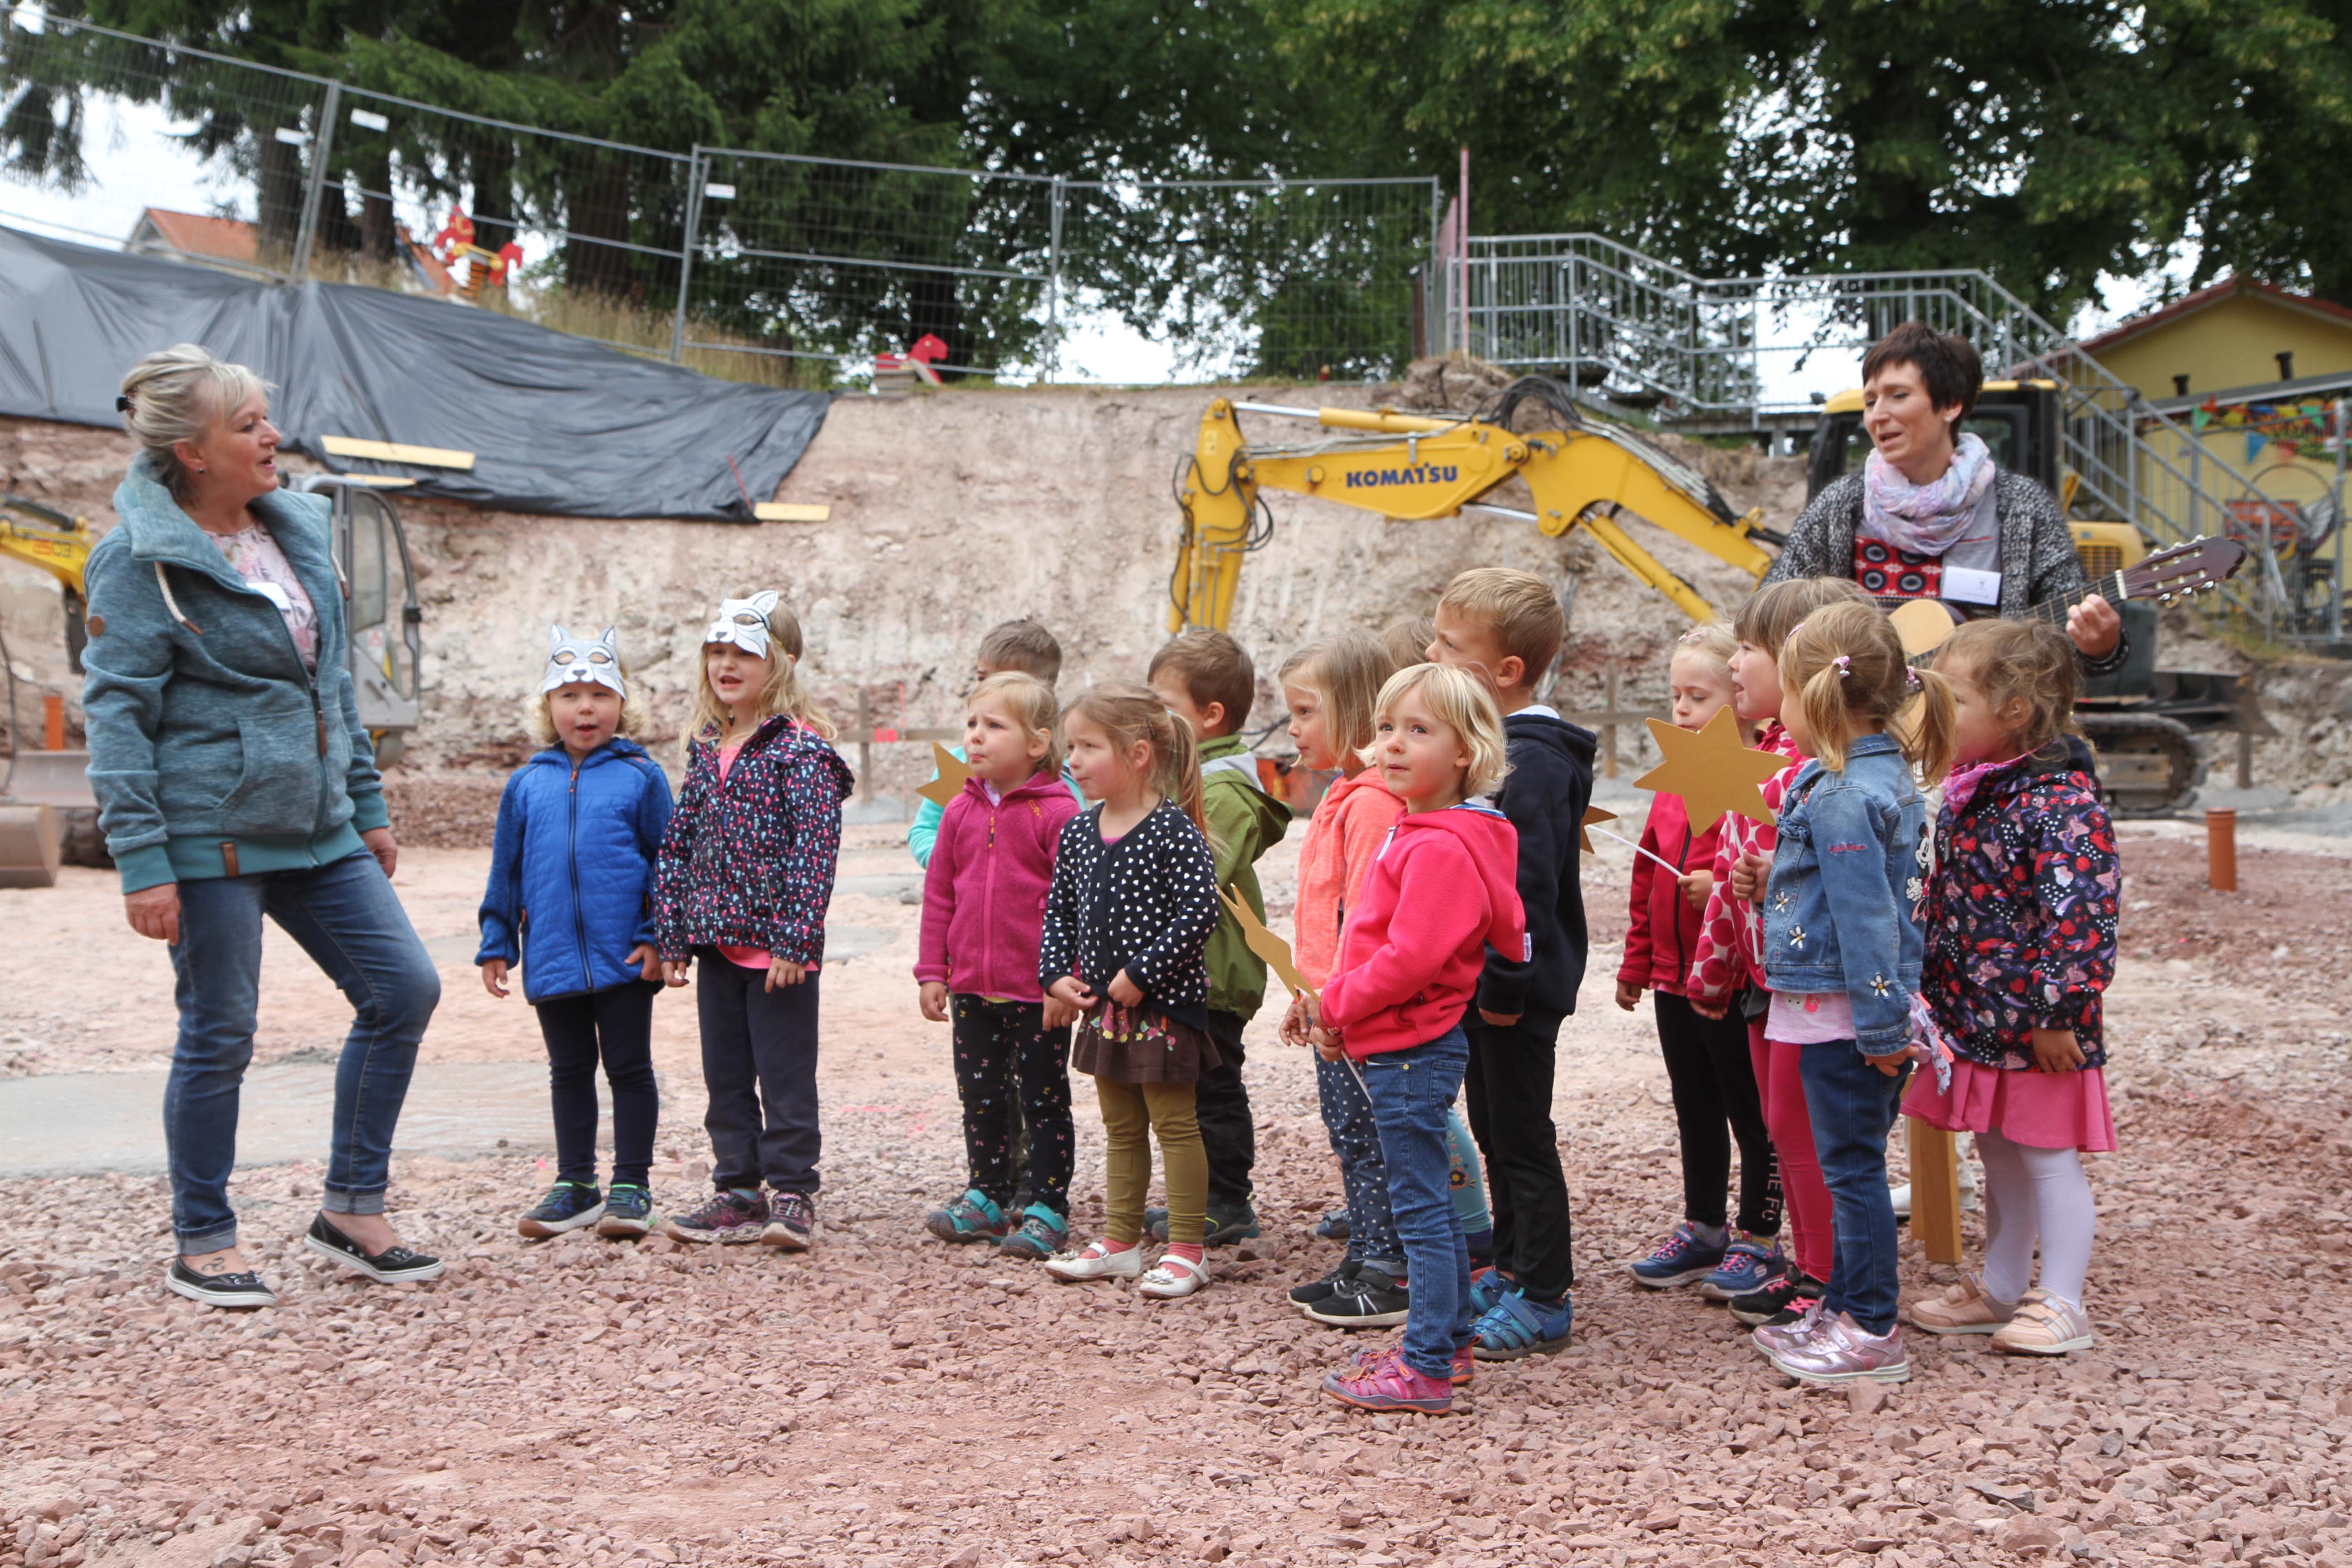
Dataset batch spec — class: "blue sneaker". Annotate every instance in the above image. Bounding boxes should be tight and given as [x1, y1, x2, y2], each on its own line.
[926, 1189, 1009, 1243]
[1700, 1231, 1788, 1301]
[595, 1184, 655, 1239]
[1628, 1222, 1729, 1289]
[1468, 1265, 1511, 1317]
[997, 1205, 1069, 1261]
[1470, 1288, 1574, 1361]
[1312, 1207, 1352, 1242]
[517, 1181, 604, 1239]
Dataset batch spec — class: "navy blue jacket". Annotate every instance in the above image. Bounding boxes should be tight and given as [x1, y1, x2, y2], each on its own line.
[477, 739, 675, 1002]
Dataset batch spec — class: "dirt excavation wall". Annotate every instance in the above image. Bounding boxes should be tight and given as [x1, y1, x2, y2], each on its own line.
[3, 377, 2345, 842]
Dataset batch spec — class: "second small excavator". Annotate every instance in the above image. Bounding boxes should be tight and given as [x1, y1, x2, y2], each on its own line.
[1169, 376, 1784, 632]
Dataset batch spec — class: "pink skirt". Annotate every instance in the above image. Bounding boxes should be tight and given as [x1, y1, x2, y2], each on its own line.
[1902, 1058, 2116, 1153]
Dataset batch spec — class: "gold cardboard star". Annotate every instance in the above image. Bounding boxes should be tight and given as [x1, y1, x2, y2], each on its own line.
[1578, 804, 1618, 854]
[1888, 599, 1960, 660]
[1219, 885, 1316, 1003]
[1632, 707, 1786, 833]
[914, 742, 970, 810]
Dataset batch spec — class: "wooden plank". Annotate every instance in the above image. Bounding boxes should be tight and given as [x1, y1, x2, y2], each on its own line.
[342, 475, 417, 490]
[1906, 1116, 1963, 1265]
[755, 501, 832, 523]
[320, 435, 477, 471]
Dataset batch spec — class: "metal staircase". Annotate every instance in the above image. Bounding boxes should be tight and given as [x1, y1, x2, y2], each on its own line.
[1444, 233, 2333, 637]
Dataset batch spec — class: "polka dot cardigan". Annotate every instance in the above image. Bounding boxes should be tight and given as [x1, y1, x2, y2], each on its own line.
[1039, 799, 1221, 1031]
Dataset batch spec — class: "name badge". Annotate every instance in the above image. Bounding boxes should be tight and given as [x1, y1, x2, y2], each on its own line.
[1943, 566, 2002, 607]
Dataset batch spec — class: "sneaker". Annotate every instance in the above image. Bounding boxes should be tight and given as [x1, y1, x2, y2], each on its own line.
[165, 1259, 276, 1310]
[1628, 1222, 1728, 1289]
[1044, 1239, 1146, 1284]
[1729, 1270, 1824, 1327]
[1991, 1294, 2093, 1357]
[1288, 1259, 1361, 1311]
[1699, 1232, 1787, 1301]
[1323, 1347, 1453, 1414]
[764, 1191, 817, 1251]
[1311, 1207, 1352, 1242]
[517, 1181, 605, 1239]
[1470, 1288, 1573, 1360]
[1304, 1264, 1410, 1328]
[1749, 1298, 1827, 1361]
[1351, 1342, 1474, 1387]
[1145, 1201, 1263, 1247]
[664, 1190, 768, 1245]
[1765, 1310, 1911, 1385]
[997, 1205, 1068, 1261]
[1467, 1265, 1511, 1317]
[925, 1189, 1009, 1244]
[595, 1185, 654, 1239]
[304, 1214, 444, 1284]
[1907, 1272, 2018, 1336]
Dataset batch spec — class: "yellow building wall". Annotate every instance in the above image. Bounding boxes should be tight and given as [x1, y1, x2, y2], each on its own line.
[2095, 292, 2352, 399]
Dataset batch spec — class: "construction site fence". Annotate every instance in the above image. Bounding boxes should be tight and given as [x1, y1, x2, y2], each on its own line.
[0, 4, 1441, 385]
[1442, 234, 2344, 642]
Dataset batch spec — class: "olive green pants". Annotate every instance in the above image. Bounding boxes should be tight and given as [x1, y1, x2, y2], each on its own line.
[1095, 1077, 1207, 1245]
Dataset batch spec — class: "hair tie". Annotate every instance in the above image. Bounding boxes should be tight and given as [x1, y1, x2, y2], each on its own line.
[115, 394, 133, 414]
[1675, 627, 1711, 646]
[1904, 666, 1921, 690]
[1833, 654, 1852, 678]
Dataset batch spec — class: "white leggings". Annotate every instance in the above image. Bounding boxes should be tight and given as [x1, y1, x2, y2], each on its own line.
[1976, 1127, 2095, 1307]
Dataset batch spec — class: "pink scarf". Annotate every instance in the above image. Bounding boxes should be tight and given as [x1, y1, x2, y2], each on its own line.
[1862, 431, 1995, 555]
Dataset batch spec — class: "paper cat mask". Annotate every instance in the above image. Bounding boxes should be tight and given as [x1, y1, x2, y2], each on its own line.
[542, 624, 625, 695]
[703, 591, 784, 661]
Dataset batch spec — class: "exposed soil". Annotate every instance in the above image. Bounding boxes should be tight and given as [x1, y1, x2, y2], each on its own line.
[5, 823, 2352, 1568]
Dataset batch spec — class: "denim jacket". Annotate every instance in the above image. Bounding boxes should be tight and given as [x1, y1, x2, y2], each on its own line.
[1760, 733, 1932, 1050]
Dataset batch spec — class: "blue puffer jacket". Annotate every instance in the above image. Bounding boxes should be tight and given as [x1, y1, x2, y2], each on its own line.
[1761, 733, 1933, 1052]
[477, 739, 675, 1002]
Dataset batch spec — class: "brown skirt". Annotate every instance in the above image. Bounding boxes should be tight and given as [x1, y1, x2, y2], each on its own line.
[1072, 1002, 1221, 1085]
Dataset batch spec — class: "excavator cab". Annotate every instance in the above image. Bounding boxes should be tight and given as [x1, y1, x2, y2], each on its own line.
[296, 478, 426, 768]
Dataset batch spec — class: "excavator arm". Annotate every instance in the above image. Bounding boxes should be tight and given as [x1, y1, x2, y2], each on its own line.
[1170, 390, 1781, 631]
[1, 497, 95, 672]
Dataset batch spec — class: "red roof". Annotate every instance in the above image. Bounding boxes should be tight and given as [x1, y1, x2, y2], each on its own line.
[133, 209, 259, 263]
[2074, 275, 2352, 356]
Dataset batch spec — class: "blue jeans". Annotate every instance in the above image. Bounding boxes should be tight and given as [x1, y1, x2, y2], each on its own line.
[166, 851, 441, 1252]
[1359, 1027, 1474, 1382]
[1796, 1038, 1912, 1335]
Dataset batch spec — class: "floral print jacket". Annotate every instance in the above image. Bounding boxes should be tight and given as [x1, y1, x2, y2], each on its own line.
[653, 715, 855, 965]
[1923, 743, 2120, 1070]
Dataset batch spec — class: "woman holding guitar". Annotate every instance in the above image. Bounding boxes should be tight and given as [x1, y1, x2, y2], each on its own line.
[1766, 322, 2127, 673]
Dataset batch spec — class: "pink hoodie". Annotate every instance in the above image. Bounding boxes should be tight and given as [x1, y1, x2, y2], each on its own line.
[914, 771, 1081, 1002]
[1321, 802, 1527, 1059]
[1293, 770, 1406, 990]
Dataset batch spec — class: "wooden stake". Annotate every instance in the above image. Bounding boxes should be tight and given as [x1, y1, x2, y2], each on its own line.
[1906, 1116, 1963, 1266]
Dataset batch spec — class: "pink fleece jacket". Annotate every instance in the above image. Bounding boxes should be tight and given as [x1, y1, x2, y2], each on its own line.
[1321, 802, 1527, 1059]
[1293, 770, 1407, 990]
[914, 771, 1081, 1002]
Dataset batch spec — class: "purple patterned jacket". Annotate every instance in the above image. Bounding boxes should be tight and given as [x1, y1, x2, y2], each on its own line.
[653, 715, 855, 965]
[1922, 744, 2121, 1070]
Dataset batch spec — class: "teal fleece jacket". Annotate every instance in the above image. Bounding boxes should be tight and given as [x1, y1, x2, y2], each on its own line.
[81, 457, 388, 894]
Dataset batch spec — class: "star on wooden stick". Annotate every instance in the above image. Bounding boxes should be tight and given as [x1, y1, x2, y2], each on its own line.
[914, 742, 970, 810]
[1578, 804, 1618, 854]
[1219, 885, 1316, 1003]
[1632, 707, 1785, 833]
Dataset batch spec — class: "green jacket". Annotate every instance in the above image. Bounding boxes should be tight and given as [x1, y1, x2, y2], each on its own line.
[82, 457, 387, 893]
[1198, 733, 1291, 1020]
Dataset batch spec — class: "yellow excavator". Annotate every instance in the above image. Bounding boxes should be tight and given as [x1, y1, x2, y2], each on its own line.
[1169, 377, 1783, 632]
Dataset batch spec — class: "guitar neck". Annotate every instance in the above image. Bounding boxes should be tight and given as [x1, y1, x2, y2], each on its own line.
[2022, 570, 2130, 626]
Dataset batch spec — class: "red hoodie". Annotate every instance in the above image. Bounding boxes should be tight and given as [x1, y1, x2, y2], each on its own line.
[914, 771, 1081, 1002]
[1616, 790, 1727, 997]
[1321, 802, 1527, 1059]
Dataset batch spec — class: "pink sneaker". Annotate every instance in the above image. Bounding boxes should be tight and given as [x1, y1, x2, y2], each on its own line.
[1323, 1347, 1455, 1413]
[1352, 1342, 1475, 1386]
[1749, 1298, 1826, 1361]
[1766, 1310, 1911, 1384]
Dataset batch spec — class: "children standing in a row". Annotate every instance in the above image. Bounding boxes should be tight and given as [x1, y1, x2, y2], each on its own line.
[478, 627, 673, 1240]
[1146, 632, 1291, 1247]
[655, 593, 855, 1250]
[1616, 622, 1781, 1291]
[1427, 568, 1593, 1360]
[1039, 686, 1225, 1299]
[915, 672, 1082, 1258]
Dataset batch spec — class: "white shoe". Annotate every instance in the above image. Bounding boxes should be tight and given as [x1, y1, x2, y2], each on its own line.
[1890, 1181, 1912, 1219]
[1044, 1240, 1145, 1283]
[1138, 1251, 1209, 1300]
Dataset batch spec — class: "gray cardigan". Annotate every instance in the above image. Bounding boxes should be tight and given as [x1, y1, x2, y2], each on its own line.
[81, 456, 387, 893]
[1764, 471, 2129, 675]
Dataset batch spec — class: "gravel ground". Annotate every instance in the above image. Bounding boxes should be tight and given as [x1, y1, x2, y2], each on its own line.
[5, 824, 2351, 1568]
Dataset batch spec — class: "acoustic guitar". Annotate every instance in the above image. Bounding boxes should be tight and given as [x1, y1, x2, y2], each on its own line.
[1883, 535, 2249, 660]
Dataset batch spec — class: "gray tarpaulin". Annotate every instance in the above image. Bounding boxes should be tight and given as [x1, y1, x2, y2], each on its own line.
[0, 224, 829, 520]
